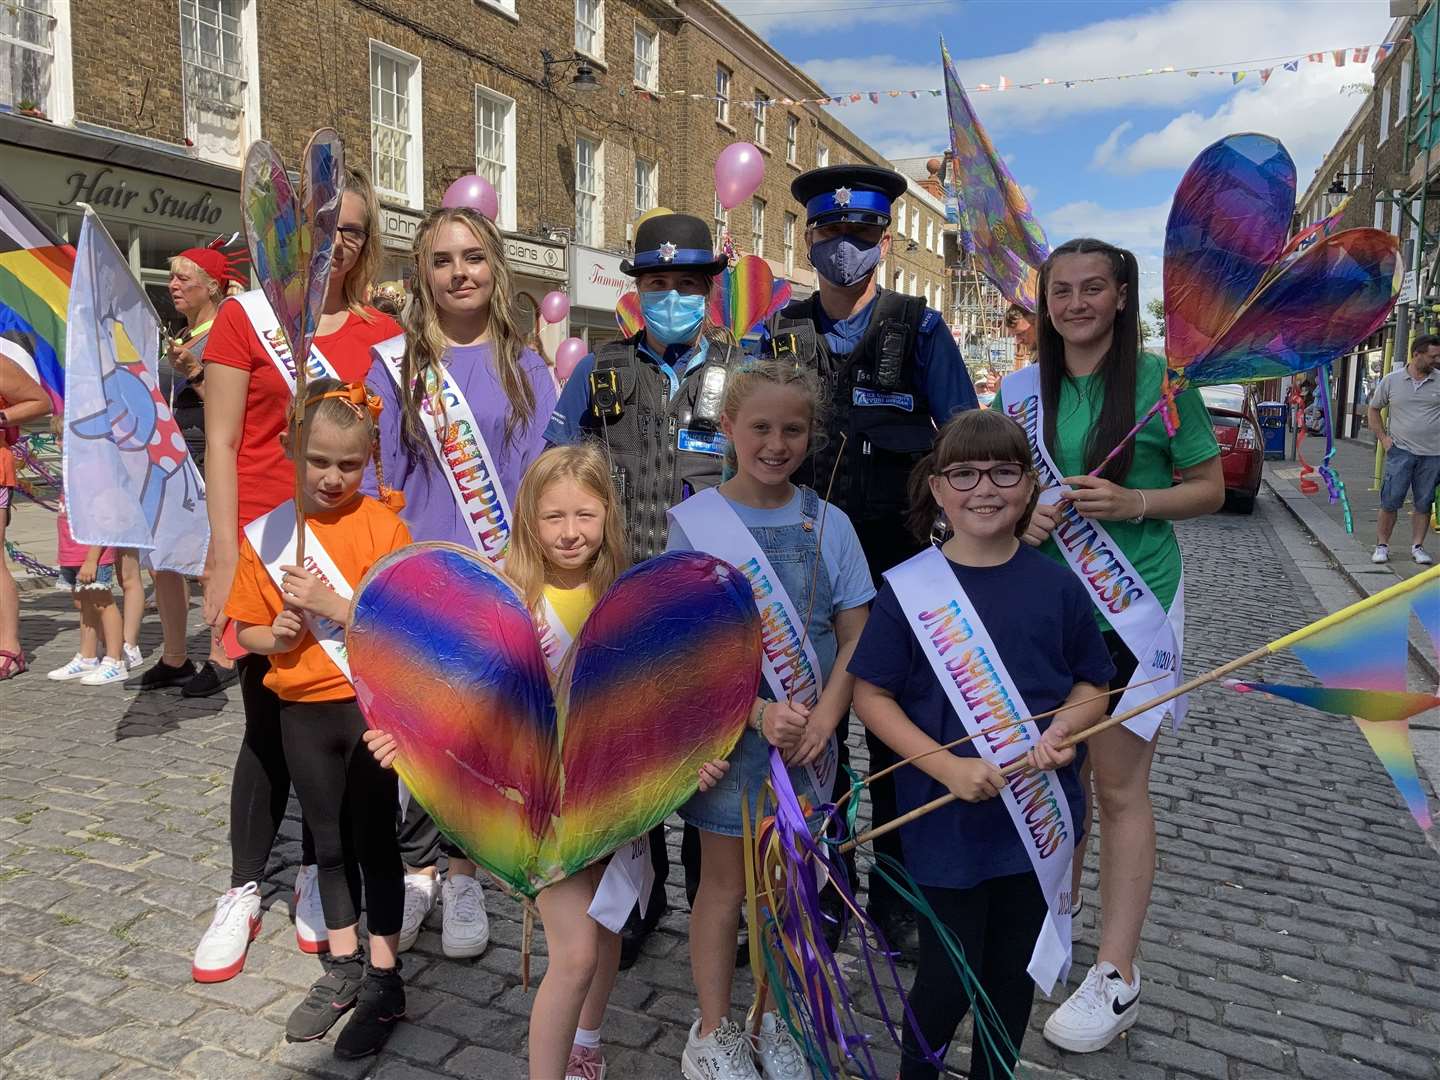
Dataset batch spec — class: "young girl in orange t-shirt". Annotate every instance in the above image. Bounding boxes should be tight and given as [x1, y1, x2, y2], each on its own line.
[224, 379, 411, 1061]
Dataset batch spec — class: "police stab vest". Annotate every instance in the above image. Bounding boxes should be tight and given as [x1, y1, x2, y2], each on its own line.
[768, 289, 933, 524]
[580, 333, 739, 563]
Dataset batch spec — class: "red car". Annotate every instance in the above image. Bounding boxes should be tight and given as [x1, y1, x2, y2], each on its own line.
[1199, 384, 1263, 513]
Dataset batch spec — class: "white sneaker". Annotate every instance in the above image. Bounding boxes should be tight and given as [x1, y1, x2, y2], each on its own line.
[682, 1018, 762, 1080]
[192, 882, 263, 983]
[756, 1012, 807, 1079]
[1372, 544, 1390, 564]
[1043, 960, 1141, 1053]
[1413, 545, 1434, 566]
[49, 654, 98, 681]
[80, 657, 127, 686]
[292, 864, 329, 954]
[123, 643, 143, 670]
[398, 873, 439, 953]
[441, 875, 490, 958]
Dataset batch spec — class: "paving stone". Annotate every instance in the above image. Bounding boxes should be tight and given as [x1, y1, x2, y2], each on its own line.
[1335, 1033, 1436, 1079]
[2, 1034, 126, 1080]
[440, 1044, 529, 1079]
[1294, 1047, 1395, 1080]
[91, 1021, 203, 1069]
[17, 992, 121, 1039]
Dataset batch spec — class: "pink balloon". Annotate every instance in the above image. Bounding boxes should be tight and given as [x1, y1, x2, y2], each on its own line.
[555, 337, 588, 380]
[715, 143, 765, 211]
[442, 175, 500, 221]
[540, 290, 571, 324]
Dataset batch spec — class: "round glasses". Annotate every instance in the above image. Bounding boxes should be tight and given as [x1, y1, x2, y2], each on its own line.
[939, 463, 1026, 491]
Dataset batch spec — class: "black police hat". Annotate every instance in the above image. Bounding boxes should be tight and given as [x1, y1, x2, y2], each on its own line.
[791, 164, 908, 227]
[620, 212, 728, 277]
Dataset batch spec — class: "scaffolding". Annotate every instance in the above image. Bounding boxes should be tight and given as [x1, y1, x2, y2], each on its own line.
[948, 254, 1013, 374]
[1399, 0, 1440, 339]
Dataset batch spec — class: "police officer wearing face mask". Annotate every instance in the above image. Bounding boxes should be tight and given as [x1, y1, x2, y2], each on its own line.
[766, 164, 978, 954]
[545, 211, 737, 966]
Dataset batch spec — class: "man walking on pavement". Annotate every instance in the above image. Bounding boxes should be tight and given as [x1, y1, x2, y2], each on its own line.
[764, 163, 979, 954]
[1369, 334, 1440, 567]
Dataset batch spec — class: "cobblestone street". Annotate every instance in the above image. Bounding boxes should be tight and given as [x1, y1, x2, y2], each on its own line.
[1, 494, 1437, 1080]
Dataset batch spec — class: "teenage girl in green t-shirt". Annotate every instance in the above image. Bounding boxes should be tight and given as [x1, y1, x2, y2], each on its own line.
[1004, 238, 1223, 1054]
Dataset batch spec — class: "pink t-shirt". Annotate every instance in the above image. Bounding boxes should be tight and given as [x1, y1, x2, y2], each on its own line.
[56, 503, 114, 568]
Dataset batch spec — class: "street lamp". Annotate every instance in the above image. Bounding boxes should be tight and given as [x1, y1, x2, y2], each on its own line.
[1324, 175, 1349, 216]
[541, 50, 601, 91]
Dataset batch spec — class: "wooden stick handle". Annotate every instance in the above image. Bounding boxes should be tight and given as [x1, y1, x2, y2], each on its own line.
[839, 644, 1270, 854]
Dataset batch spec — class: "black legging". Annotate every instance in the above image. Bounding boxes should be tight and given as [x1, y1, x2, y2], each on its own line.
[278, 699, 404, 935]
[230, 654, 315, 887]
[396, 798, 464, 870]
[899, 872, 1047, 1080]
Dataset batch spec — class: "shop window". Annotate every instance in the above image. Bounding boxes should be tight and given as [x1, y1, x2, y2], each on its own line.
[575, 0, 603, 61]
[370, 41, 423, 209]
[179, 0, 256, 166]
[633, 25, 657, 91]
[1, 1, 60, 118]
[475, 86, 516, 230]
[576, 135, 602, 247]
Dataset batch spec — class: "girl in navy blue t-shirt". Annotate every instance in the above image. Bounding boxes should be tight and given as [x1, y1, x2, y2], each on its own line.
[849, 409, 1115, 1080]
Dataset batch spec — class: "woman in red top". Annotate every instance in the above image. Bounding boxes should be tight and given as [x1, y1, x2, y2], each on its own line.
[0, 352, 52, 680]
[193, 166, 402, 982]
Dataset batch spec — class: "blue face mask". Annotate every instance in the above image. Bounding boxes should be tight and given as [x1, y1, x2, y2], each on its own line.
[639, 290, 707, 345]
[810, 234, 883, 288]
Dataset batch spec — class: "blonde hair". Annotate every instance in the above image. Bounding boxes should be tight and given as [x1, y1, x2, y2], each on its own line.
[285, 376, 398, 506]
[400, 207, 536, 449]
[340, 167, 383, 322]
[505, 443, 629, 614]
[720, 358, 830, 473]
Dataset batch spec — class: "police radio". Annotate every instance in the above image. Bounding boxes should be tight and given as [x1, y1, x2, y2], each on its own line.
[875, 320, 907, 390]
[693, 364, 727, 426]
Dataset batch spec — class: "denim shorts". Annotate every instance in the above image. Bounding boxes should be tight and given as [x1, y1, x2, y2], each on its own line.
[58, 564, 116, 592]
[1380, 446, 1440, 513]
[679, 727, 821, 838]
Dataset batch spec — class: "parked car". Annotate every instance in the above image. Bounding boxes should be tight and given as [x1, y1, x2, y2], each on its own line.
[1200, 383, 1263, 513]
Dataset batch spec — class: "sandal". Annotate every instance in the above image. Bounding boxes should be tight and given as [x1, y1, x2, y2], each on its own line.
[0, 649, 26, 681]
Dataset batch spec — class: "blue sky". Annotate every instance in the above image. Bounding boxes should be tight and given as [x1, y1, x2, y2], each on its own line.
[721, 0, 1394, 304]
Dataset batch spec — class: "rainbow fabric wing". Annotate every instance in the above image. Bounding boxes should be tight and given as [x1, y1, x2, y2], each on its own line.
[1275, 194, 1351, 268]
[0, 181, 73, 409]
[551, 552, 760, 876]
[349, 544, 560, 896]
[941, 37, 1049, 309]
[298, 130, 345, 367]
[708, 255, 784, 344]
[1182, 229, 1401, 388]
[1163, 134, 1295, 369]
[615, 290, 644, 337]
[241, 141, 307, 362]
[1233, 683, 1439, 724]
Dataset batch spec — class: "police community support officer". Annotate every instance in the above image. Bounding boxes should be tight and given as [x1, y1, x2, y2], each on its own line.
[765, 163, 978, 952]
[545, 211, 739, 967]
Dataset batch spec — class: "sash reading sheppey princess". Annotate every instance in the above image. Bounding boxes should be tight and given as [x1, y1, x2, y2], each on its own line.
[1000, 365, 1186, 741]
[887, 545, 1075, 993]
[667, 488, 840, 800]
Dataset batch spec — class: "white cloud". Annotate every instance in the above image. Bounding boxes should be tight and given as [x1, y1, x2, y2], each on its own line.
[1041, 199, 1173, 309]
[720, 0, 958, 36]
[1091, 121, 1134, 170]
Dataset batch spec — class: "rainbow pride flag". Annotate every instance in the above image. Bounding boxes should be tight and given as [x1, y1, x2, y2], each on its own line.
[0, 182, 73, 409]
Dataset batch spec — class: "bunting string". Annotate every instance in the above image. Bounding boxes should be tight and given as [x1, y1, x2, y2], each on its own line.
[618, 41, 1398, 106]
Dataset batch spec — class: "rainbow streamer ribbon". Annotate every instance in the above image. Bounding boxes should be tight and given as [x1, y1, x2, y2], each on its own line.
[0, 181, 72, 410]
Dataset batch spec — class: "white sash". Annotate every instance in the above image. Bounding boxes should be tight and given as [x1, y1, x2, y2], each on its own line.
[234, 291, 340, 394]
[887, 546, 1074, 994]
[243, 504, 353, 683]
[1000, 365, 1185, 741]
[667, 488, 838, 798]
[375, 337, 515, 564]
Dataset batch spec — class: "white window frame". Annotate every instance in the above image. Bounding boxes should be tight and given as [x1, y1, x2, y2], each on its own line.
[816, 144, 829, 168]
[634, 155, 657, 214]
[632, 23, 657, 90]
[752, 197, 765, 257]
[715, 63, 731, 126]
[926, 218, 935, 252]
[475, 85, 517, 230]
[924, 282, 932, 308]
[475, 0, 517, 17]
[785, 114, 798, 164]
[178, 0, 258, 167]
[575, 134, 603, 247]
[1391, 193, 1402, 236]
[370, 40, 424, 210]
[2, 0, 75, 124]
[895, 200, 906, 237]
[782, 212, 796, 274]
[907, 271, 917, 296]
[1380, 80, 1392, 143]
[1355, 139, 1365, 179]
[910, 207, 920, 243]
[1398, 57, 1413, 120]
[753, 91, 769, 146]
[1374, 199, 1385, 230]
[575, 0, 604, 63]
[714, 194, 729, 238]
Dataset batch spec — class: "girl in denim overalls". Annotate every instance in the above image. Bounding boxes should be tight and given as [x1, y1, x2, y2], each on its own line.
[665, 359, 874, 1080]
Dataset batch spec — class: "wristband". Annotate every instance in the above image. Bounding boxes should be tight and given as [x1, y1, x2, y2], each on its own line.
[1127, 488, 1147, 525]
[749, 699, 766, 732]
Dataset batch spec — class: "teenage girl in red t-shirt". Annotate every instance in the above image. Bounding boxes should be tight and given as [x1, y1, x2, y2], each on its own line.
[191, 166, 401, 982]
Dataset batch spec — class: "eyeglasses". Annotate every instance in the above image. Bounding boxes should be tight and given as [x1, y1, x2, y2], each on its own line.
[337, 226, 369, 245]
[939, 464, 1026, 491]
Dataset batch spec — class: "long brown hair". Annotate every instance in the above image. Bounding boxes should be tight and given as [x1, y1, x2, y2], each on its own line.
[1035, 237, 1141, 484]
[505, 443, 629, 614]
[340, 167, 383, 322]
[908, 409, 1039, 541]
[400, 207, 535, 449]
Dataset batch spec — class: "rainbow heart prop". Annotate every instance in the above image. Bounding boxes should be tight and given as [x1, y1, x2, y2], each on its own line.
[615, 290, 645, 337]
[708, 255, 792, 344]
[348, 544, 762, 896]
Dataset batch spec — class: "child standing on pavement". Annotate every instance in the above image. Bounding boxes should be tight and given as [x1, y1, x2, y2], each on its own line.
[47, 495, 128, 687]
[672, 360, 873, 1080]
[365, 443, 631, 1080]
[223, 379, 410, 1060]
[849, 409, 1115, 1080]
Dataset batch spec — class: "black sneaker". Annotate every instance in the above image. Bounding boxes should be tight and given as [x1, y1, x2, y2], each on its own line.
[286, 950, 364, 1043]
[333, 962, 405, 1060]
[181, 660, 240, 698]
[868, 905, 919, 963]
[130, 657, 198, 691]
[617, 899, 668, 971]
